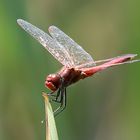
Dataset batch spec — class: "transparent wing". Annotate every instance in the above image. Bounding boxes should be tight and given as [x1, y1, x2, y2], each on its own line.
[49, 26, 96, 67]
[17, 19, 74, 67]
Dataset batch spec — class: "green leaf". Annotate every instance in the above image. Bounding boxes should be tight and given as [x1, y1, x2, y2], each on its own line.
[42, 93, 59, 140]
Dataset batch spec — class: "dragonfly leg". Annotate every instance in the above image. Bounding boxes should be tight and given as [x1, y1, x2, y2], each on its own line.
[54, 88, 67, 117]
[47, 91, 55, 96]
[51, 89, 62, 103]
[55, 88, 61, 102]
[47, 89, 62, 103]
[59, 88, 67, 111]
[53, 89, 64, 115]
[46, 91, 56, 103]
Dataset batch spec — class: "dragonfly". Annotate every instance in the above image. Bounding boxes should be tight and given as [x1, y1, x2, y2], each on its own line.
[17, 19, 140, 116]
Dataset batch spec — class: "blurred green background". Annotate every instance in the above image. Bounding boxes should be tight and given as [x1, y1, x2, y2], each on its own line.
[0, 0, 140, 140]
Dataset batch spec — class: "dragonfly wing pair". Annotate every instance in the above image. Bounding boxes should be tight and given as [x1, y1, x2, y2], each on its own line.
[17, 19, 96, 68]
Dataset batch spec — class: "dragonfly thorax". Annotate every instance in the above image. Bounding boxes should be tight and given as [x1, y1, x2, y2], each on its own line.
[45, 73, 62, 91]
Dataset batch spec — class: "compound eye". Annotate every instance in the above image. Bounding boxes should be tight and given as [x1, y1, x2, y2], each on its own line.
[45, 74, 61, 91]
[45, 81, 57, 91]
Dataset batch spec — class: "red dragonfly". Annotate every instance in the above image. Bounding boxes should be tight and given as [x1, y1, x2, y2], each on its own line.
[17, 19, 140, 116]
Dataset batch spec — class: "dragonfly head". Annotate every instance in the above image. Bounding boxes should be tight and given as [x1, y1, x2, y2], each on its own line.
[45, 74, 61, 91]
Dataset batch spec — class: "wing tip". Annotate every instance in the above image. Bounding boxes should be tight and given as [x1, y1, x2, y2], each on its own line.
[17, 19, 24, 25]
[17, 19, 29, 28]
[48, 25, 58, 32]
